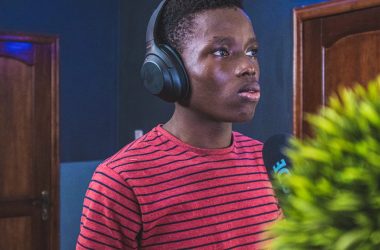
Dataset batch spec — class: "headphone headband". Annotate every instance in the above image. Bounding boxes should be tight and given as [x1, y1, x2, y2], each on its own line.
[141, 0, 190, 103]
[146, 0, 167, 44]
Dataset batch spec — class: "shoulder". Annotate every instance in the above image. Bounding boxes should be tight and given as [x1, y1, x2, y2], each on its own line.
[232, 131, 263, 159]
[233, 131, 263, 147]
[99, 125, 171, 173]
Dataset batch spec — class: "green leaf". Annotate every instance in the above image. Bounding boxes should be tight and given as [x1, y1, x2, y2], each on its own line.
[335, 229, 370, 250]
[270, 77, 380, 250]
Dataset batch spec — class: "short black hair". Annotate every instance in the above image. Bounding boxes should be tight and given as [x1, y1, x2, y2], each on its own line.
[156, 0, 244, 54]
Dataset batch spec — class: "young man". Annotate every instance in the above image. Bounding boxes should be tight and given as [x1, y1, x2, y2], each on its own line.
[77, 0, 281, 249]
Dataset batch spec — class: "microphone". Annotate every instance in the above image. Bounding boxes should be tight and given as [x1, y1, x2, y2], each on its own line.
[262, 134, 292, 195]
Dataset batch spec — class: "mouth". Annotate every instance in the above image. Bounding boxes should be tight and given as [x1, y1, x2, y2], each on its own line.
[238, 83, 261, 102]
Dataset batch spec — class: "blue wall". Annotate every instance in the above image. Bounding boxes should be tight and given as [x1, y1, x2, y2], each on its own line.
[0, 0, 120, 162]
[118, 0, 173, 147]
[60, 161, 100, 250]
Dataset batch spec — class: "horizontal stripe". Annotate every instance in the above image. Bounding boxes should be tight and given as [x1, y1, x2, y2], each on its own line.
[77, 240, 94, 250]
[110, 145, 179, 167]
[143, 207, 278, 240]
[236, 144, 263, 149]
[234, 149, 262, 155]
[177, 229, 270, 250]
[143, 218, 276, 247]
[80, 223, 125, 245]
[113, 149, 189, 168]
[142, 133, 162, 142]
[126, 160, 262, 180]
[81, 214, 137, 243]
[125, 144, 150, 152]
[79, 233, 120, 249]
[84, 196, 141, 227]
[90, 179, 137, 205]
[140, 179, 270, 205]
[235, 138, 260, 143]
[121, 137, 145, 152]
[229, 236, 274, 249]
[112, 146, 259, 171]
[119, 154, 200, 173]
[130, 168, 265, 188]
[135, 175, 270, 196]
[116, 151, 261, 174]
[82, 205, 139, 234]
[80, 221, 136, 247]
[144, 197, 276, 232]
[87, 188, 140, 216]
[81, 214, 120, 236]
[93, 171, 132, 191]
[142, 187, 272, 216]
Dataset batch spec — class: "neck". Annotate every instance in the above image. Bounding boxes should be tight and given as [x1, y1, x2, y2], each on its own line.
[163, 105, 233, 149]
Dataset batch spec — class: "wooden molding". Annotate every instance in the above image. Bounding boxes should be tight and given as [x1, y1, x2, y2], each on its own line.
[50, 36, 60, 250]
[295, 0, 380, 21]
[293, 0, 380, 137]
[0, 31, 58, 43]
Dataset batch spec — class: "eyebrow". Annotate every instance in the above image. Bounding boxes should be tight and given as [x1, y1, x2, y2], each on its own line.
[246, 38, 259, 47]
[209, 36, 234, 45]
[209, 36, 258, 47]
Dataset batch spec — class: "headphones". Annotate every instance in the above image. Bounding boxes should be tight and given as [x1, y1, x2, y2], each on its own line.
[140, 0, 190, 103]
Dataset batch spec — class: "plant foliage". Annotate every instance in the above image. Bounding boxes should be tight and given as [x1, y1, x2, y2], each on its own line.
[270, 77, 380, 250]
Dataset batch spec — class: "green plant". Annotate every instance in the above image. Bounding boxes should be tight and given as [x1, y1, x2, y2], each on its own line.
[270, 77, 380, 250]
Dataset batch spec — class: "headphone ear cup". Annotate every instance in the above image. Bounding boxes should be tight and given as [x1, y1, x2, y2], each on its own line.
[141, 44, 189, 102]
[161, 45, 190, 101]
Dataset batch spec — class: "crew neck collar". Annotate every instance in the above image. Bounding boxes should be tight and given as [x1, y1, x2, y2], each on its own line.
[155, 124, 235, 155]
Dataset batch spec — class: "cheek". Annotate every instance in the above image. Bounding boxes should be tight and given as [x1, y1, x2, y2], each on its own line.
[191, 71, 230, 102]
[191, 63, 231, 90]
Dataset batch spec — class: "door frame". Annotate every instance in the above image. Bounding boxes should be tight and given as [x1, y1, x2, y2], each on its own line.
[0, 31, 60, 249]
[293, 0, 380, 137]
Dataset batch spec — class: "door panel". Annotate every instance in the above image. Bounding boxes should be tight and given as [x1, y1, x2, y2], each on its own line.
[325, 31, 380, 96]
[0, 33, 59, 250]
[0, 58, 34, 199]
[294, 0, 380, 138]
[0, 217, 33, 250]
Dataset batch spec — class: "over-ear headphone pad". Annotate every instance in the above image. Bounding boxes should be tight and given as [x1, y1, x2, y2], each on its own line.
[141, 53, 169, 95]
[141, 44, 189, 102]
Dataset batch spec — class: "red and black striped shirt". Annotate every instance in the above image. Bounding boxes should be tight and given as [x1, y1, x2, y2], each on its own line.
[77, 125, 281, 249]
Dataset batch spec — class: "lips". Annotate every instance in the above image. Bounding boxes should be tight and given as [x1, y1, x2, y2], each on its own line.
[238, 83, 261, 102]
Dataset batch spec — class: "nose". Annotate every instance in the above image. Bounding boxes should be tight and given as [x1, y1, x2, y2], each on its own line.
[235, 55, 258, 78]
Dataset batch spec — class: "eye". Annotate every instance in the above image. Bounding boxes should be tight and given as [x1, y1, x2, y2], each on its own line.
[246, 48, 258, 58]
[213, 48, 230, 57]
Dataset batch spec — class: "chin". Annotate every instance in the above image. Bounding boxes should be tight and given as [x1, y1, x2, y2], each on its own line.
[233, 107, 256, 122]
[233, 116, 254, 123]
[230, 111, 256, 123]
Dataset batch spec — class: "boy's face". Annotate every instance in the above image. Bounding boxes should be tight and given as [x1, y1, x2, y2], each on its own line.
[181, 8, 260, 123]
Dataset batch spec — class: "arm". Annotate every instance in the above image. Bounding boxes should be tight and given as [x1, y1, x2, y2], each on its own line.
[76, 164, 142, 249]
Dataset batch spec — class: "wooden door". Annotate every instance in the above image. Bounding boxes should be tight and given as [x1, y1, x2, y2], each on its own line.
[0, 33, 59, 250]
[294, 0, 380, 138]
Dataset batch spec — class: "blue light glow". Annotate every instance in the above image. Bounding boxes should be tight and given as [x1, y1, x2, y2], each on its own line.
[4, 41, 33, 54]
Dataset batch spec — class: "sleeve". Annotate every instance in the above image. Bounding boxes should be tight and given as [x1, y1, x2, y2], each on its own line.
[76, 164, 142, 249]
